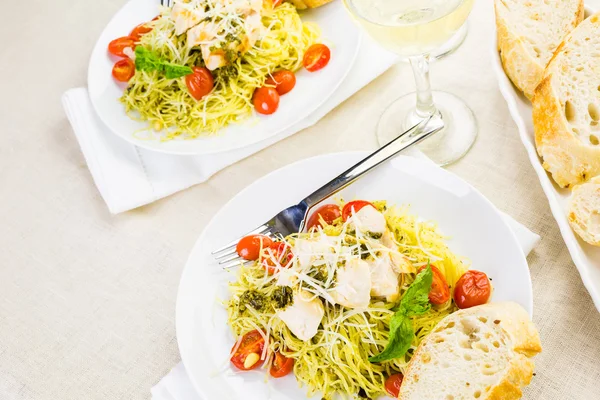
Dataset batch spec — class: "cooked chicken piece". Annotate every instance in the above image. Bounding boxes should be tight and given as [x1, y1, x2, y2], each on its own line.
[351, 205, 387, 234]
[330, 259, 372, 309]
[277, 290, 324, 341]
[293, 236, 345, 271]
[381, 230, 415, 274]
[367, 255, 400, 302]
[172, 2, 205, 35]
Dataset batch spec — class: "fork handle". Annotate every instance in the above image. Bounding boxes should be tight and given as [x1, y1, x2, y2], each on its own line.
[301, 113, 445, 211]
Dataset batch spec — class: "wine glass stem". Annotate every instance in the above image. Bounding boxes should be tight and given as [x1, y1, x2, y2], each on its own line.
[409, 55, 437, 119]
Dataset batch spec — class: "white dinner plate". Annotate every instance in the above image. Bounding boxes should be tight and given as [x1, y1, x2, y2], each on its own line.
[176, 152, 533, 400]
[491, 6, 600, 313]
[88, 0, 360, 155]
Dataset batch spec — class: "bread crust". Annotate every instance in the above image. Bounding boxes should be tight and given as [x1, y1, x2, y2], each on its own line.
[495, 0, 584, 100]
[486, 355, 535, 400]
[495, 1, 543, 100]
[568, 176, 600, 246]
[533, 14, 600, 189]
[399, 302, 541, 400]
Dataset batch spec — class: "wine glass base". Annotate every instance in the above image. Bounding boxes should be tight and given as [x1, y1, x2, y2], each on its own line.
[431, 22, 469, 60]
[377, 91, 477, 167]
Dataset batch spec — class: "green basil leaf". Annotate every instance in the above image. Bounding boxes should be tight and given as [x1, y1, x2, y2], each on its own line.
[134, 47, 191, 78]
[369, 266, 433, 363]
[164, 63, 193, 79]
[134, 46, 162, 72]
[400, 265, 433, 317]
[368, 313, 414, 363]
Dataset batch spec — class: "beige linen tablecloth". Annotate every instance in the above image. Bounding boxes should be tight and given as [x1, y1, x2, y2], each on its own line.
[2, 0, 600, 399]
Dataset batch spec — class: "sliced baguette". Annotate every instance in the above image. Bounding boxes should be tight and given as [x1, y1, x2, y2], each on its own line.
[495, 0, 584, 100]
[533, 13, 600, 188]
[399, 302, 541, 400]
[286, 0, 334, 9]
[568, 176, 600, 246]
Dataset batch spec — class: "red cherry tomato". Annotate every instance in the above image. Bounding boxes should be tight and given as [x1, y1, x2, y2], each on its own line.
[130, 22, 153, 41]
[384, 373, 404, 398]
[306, 204, 342, 231]
[454, 270, 492, 309]
[273, 0, 282, 6]
[418, 265, 450, 305]
[262, 242, 294, 275]
[152, 15, 161, 21]
[230, 330, 265, 371]
[112, 58, 136, 82]
[269, 351, 294, 378]
[108, 36, 136, 57]
[185, 67, 214, 100]
[341, 200, 375, 221]
[253, 86, 280, 115]
[303, 44, 331, 72]
[265, 70, 296, 96]
[236, 235, 273, 261]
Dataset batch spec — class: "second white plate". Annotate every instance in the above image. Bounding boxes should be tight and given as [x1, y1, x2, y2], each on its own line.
[176, 152, 532, 400]
[88, 0, 360, 155]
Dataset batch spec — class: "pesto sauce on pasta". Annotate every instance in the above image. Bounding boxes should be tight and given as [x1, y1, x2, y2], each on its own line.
[121, 3, 319, 140]
[226, 202, 468, 399]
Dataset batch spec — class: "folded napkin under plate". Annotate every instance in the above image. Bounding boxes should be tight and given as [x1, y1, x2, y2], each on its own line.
[62, 36, 398, 214]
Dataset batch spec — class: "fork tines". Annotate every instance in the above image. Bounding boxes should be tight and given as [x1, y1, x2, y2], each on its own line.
[212, 224, 277, 269]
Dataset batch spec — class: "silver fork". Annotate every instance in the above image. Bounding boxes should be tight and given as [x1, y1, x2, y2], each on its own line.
[212, 113, 445, 268]
[160, 0, 173, 7]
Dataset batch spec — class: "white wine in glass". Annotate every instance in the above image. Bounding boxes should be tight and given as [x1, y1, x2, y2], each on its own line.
[344, 0, 477, 166]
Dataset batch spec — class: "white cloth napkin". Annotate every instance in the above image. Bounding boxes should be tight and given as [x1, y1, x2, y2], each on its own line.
[62, 37, 399, 214]
[152, 220, 540, 400]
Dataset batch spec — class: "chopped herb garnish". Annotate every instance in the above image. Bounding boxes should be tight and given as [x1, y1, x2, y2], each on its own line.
[239, 290, 267, 312]
[271, 286, 294, 310]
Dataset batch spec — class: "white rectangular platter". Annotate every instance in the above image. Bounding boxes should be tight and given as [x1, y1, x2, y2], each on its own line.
[490, 6, 600, 311]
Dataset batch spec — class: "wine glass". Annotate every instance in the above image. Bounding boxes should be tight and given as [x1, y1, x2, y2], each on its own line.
[431, 22, 468, 60]
[344, 0, 476, 166]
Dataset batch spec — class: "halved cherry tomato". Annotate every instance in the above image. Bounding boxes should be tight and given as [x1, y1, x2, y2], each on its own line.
[253, 86, 280, 115]
[384, 373, 404, 398]
[418, 265, 450, 305]
[306, 204, 342, 231]
[270, 351, 294, 378]
[112, 58, 136, 82]
[262, 242, 294, 275]
[303, 44, 331, 72]
[273, 0, 282, 6]
[265, 70, 296, 95]
[342, 200, 375, 221]
[236, 235, 273, 261]
[454, 270, 492, 309]
[108, 36, 136, 57]
[185, 67, 214, 100]
[230, 330, 265, 371]
[130, 22, 153, 41]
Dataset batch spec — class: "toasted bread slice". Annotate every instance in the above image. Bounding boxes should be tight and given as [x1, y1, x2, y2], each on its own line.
[399, 302, 541, 400]
[287, 0, 334, 9]
[533, 13, 600, 188]
[568, 176, 600, 246]
[495, 0, 584, 100]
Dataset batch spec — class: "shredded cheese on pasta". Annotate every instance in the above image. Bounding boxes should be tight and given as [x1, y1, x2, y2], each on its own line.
[121, 3, 319, 140]
[226, 202, 469, 399]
